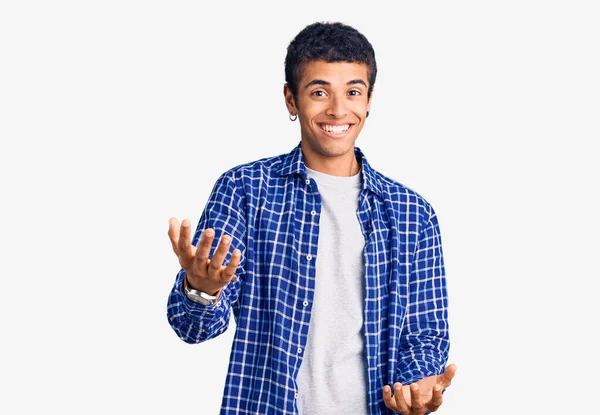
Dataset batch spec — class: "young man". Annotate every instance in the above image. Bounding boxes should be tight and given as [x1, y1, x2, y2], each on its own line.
[167, 21, 456, 415]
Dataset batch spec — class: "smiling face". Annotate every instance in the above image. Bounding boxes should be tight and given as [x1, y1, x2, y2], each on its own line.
[284, 60, 372, 176]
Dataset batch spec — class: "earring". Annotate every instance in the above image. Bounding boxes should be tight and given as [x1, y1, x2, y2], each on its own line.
[289, 113, 298, 121]
[366, 111, 370, 118]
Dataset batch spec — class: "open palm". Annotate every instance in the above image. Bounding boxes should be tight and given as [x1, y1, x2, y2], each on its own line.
[383, 364, 456, 414]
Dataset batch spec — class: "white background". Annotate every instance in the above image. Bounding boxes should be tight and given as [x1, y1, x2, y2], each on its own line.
[1, 1, 598, 414]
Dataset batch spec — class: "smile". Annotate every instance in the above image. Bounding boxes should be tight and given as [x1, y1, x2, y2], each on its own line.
[318, 123, 352, 135]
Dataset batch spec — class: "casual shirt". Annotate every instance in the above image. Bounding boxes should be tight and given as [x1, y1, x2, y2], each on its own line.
[167, 142, 450, 415]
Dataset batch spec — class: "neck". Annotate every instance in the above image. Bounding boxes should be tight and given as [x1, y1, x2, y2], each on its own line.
[301, 141, 360, 176]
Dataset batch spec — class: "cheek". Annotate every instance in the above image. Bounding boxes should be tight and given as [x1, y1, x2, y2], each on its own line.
[300, 111, 320, 125]
[301, 118, 317, 132]
[298, 98, 327, 115]
[352, 99, 369, 111]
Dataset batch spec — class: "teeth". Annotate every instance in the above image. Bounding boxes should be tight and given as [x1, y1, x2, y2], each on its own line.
[321, 124, 350, 134]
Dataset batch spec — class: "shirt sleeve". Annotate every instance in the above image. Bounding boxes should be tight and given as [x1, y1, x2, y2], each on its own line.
[396, 205, 450, 385]
[166, 170, 247, 344]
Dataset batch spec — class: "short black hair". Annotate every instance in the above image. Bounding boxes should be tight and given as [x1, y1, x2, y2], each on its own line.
[285, 21, 377, 101]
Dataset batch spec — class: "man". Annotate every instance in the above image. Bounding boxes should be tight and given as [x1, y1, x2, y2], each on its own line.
[167, 21, 456, 415]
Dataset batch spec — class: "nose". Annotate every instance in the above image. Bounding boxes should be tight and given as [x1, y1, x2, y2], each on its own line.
[326, 95, 347, 118]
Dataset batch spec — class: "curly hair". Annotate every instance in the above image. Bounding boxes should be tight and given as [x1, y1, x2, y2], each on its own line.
[285, 21, 377, 102]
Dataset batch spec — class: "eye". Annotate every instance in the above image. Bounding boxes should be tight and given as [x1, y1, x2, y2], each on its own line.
[348, 89, 361, 96]
[311, 90, 327, 97]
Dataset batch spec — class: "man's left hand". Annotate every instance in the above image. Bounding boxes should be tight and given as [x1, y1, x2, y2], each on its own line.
[382, 363, 456, 414]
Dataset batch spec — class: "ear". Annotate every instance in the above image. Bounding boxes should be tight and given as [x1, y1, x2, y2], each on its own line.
[283, 83, 298, 114]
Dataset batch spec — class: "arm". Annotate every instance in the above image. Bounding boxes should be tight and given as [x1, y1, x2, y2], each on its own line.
[383, 206, 454, 414]
[396, 206, 450, 384]
[166, 171, 247, 344]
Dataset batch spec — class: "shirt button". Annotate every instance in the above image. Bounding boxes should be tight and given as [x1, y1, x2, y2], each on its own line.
[306, 254, 312, 260]
[310, 210, 316, 216]
[305, 179, 310, 185]
[297, 347, 302, 354]
[295, 393, 299, 399]
[303, 300, 309, 307]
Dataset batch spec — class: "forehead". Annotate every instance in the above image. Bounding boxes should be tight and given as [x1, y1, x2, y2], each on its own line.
[300, 60, 369, 85]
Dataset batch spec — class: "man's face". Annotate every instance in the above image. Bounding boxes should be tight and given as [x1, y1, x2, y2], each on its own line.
[285, 60, 372, 165]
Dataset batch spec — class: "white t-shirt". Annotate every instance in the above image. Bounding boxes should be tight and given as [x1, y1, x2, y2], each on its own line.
[296, 166, 369, 415]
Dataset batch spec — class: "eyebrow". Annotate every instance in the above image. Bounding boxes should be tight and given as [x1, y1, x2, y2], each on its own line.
[303, 79, 367, 89]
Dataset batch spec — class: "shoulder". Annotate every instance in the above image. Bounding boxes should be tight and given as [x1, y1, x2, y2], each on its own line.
[358, 146, 436, 220]
[211, 151, 288, 186]
[371, 167, 437, 225]
[222, 151, 287, 179]
[208, 151, 291, 204]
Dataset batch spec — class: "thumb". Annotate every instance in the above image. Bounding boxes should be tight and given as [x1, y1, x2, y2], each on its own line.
[438, 363, 457, 388]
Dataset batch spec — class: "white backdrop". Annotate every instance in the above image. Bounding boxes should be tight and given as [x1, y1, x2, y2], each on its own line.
[1, 1, 598, 414]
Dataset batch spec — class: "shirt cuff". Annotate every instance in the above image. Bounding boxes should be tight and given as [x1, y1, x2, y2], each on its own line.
[175, 270, 222, 317]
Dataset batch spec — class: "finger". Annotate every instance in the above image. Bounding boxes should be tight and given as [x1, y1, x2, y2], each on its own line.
[439, 363, 457, 388]
[194, 228, 215, 272]
[428, 384, 443, 412]
[177, 219, 195, 264]
[382, 385, 399, 412]
[167, 217, 181, 254]
[409, 383, 425, 414]
[221, 249, 241, 282]
[393, 383, 411, 414]
[207, 234, 232, 279]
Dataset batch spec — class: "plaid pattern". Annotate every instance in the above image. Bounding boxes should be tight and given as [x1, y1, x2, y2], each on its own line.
[167, 142, 449, 414]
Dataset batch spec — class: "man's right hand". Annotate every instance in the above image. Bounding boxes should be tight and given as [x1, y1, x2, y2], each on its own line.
[168, 217, 241, 297]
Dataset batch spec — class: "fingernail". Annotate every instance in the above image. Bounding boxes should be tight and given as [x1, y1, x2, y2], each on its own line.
[205, 230, 213, 236]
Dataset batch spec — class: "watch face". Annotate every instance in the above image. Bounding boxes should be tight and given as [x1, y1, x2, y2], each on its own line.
[195, 295, 213, 305]
[187, 292, 212, 305]
[185, 287, 214, 305]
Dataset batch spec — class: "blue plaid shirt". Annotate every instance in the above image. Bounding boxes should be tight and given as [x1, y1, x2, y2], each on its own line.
[167, 142, 449, 414]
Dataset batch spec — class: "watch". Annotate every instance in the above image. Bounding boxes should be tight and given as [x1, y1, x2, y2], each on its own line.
[183, 279, 218, 306]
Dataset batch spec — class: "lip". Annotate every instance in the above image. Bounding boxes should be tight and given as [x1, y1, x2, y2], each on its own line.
[317, 123, 354, 139]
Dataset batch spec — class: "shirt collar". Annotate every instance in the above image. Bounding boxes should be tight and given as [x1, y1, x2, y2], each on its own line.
[277, 141, 383, 198]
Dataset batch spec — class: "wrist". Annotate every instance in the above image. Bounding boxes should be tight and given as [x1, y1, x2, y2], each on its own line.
[184, 273, 220, 296]
[183, 275, 221, 305]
